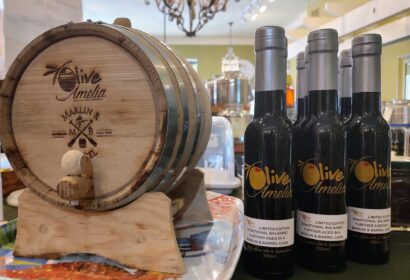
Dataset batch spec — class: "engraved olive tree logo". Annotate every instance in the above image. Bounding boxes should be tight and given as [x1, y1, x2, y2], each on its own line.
[44, 61, 77, 92]
[44, 61, 106, 101]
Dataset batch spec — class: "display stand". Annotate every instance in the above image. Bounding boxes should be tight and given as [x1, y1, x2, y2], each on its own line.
[14, 169, 212, 275]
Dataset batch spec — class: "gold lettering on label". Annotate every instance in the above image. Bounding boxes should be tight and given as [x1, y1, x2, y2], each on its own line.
[350, 158, 390, 191]
[298, 160, 345, 194]
[245, 163, 292, 199]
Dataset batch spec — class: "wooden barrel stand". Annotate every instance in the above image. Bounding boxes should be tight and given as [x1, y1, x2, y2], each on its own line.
[14, 169, 212, 275]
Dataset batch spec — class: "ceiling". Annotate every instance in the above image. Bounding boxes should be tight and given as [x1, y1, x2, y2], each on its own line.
[82, 0, 311, 44]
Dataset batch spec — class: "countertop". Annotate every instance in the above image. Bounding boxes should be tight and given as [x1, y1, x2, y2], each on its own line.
[232, 231, 410, 279]
[3, 189, 410, 279]
[228, 188, 410, 279]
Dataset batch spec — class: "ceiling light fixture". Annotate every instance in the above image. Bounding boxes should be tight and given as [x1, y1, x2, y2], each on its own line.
[221, 22, 240, 73]
[145, 0, 241, 37]
[240, 0, 271, 23]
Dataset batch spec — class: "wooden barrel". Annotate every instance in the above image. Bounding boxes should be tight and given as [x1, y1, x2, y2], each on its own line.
[0, 22, 211, 211]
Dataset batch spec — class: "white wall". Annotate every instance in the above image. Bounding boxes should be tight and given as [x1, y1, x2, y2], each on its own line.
[1, 0, 83, 78]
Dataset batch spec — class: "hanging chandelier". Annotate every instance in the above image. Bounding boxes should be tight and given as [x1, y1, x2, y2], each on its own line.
[145, 0, 240, 37]
[221, 22, 240, 73]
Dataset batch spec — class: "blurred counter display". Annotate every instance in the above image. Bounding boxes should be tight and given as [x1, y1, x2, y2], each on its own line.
[205, 71, 253, 145]
[204, 47, 253, 146]
[383, 101, 410, 230]
[384, 99, 410, 160]
[197, 117, 241, 194]
[391, 160, 410, 230]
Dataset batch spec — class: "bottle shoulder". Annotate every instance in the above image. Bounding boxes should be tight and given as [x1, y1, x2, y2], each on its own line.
[297, 115, 345, 133]
[346, 114, 390, 133]
[246, 116, 293, 132]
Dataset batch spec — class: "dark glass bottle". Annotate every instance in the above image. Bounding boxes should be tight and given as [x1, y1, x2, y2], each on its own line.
[294, 51, 306, 127]
[338, 49, 353, 122]
[346, 34, 391, 264]
[294, 29, 347, 272]
[303, 46, 309, 121]
[243, 26, 294, 279]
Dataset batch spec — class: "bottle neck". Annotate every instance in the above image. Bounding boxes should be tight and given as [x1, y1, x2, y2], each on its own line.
[339, 96, 352, 119]
[254, 91, 287, 117]
[353, 54, 381, 93]
[297, 67, 306, 99]
[308, 51, 338, 92]
[308, 90, 339, 116]
[351, 54, 381, 115]
[296, 97, 305, 120]
[305, 50, 339, 116]
[304, 95, 309, 118]
[255, 48, 286, 92]
[352, 92, 381, 115]
[338, 66, 352, 98]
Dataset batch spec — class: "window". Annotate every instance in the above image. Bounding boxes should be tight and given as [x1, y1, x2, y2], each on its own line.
[405, 58, 410, 100]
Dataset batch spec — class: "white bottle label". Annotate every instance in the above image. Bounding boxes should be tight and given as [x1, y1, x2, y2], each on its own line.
[296, 210, 347, 241]
[244, 216, 294, 248]
[347, 206, 391, 234]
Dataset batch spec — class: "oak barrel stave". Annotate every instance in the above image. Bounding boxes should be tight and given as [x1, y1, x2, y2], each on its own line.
[125, 27, 200, 192]
[106, 25, 186, 202]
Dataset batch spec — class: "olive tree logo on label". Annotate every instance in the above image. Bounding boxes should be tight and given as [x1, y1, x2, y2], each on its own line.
[244, 162, 291, 199]
[44, 61, 106, 101]
[298, 160, 345, 194]
[349, 158, 390, 190]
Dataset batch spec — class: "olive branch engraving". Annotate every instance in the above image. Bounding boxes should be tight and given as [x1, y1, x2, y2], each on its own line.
[43, 61, 73, 86]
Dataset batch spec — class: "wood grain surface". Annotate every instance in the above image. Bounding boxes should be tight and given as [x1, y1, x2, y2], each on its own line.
[12, 35, 158, 195]
[15, 189, 185, 274]
[57, 175, 93, 200]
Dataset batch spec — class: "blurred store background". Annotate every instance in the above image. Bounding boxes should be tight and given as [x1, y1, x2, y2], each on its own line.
[0, 0, 409, 220]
